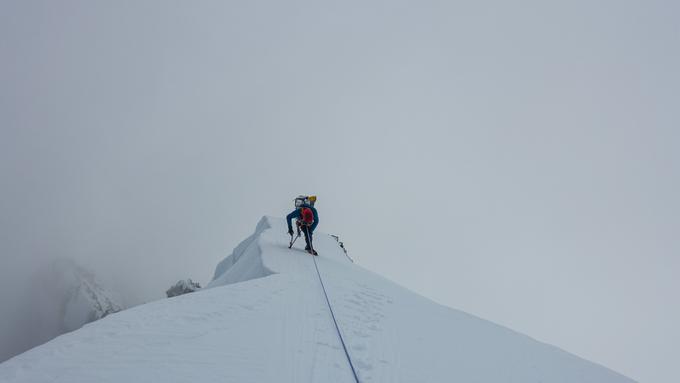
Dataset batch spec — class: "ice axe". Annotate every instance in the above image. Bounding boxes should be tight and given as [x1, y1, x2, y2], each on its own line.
[288, 223, 301, 249]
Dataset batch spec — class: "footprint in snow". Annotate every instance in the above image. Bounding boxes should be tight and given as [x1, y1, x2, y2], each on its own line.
[354, 359, 374, 371]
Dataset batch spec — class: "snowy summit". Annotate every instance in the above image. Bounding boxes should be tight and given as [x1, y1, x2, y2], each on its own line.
[0, 217, 634, 382]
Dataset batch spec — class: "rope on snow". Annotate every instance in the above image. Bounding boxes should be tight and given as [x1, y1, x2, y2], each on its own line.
[312, 255, 361, 383]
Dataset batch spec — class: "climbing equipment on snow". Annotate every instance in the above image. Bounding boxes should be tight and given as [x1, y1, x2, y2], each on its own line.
[288, 226, 301, 249]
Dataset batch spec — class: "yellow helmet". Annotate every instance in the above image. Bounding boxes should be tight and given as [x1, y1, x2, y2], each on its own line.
[308, 195, 317, 203]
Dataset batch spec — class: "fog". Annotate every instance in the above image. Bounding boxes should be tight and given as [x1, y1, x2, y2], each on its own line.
[1, 1, 679, 382]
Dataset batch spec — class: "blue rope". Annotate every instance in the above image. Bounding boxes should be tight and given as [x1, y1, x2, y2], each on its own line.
[312, 256, 361, 383]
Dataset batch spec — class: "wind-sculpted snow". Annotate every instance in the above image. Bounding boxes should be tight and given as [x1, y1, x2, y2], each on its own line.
[208, 216, 276, 286]
[0, 217, 635, 383]
[208, 216, 352, 288]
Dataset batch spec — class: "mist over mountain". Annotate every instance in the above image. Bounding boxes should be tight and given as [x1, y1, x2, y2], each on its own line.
[0, 258, 123, 362]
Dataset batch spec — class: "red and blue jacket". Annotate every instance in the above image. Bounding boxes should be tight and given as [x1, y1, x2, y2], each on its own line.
[287, 204, 319, 232]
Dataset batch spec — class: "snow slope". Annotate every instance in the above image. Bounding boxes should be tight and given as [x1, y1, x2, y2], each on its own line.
[0, 216, 634, 382]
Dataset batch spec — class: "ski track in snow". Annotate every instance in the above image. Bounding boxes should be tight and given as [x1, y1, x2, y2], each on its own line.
[0, 216, 635, 383]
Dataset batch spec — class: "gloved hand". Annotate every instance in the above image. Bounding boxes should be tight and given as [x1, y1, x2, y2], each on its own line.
[288, 228, 294, 236]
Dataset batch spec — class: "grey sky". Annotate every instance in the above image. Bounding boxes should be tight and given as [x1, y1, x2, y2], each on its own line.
[1, 1, 678, 382]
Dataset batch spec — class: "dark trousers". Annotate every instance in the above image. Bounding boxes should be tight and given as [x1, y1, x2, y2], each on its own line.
[298, 223, 314, 249]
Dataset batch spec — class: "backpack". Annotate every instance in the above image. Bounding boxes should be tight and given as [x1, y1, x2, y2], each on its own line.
[294, 195, 307, 208]
[300, 207, 314, 226]
[294, 195, 317, 208]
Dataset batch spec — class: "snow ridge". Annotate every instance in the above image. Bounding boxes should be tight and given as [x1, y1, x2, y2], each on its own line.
[0, 216, 636, 383]
[208, 216, 275, 286]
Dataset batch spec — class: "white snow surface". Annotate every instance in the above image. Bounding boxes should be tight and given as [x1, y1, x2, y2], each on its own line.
[0, 216, 634, 382]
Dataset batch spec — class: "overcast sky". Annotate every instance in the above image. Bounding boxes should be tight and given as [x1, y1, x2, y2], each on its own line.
[1, 1, 678, 382]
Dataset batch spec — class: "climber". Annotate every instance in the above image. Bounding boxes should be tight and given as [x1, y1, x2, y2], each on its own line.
[287, 195, 319, 255]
